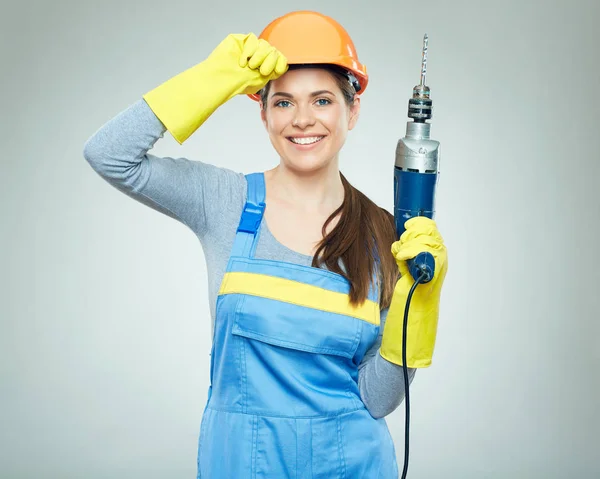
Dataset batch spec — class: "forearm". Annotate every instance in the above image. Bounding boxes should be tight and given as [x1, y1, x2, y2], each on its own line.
[358, 307, 417, 418]
[358, 348, 416, 419]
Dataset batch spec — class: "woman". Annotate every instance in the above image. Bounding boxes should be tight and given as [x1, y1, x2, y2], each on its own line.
[83, 10, 447, 479]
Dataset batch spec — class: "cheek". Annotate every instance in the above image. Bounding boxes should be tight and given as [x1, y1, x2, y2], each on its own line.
[323, 109, 348, 135]
[265, 110, 291, 135]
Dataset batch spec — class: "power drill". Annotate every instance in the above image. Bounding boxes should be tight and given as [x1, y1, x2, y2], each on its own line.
[394, 34, 441, 479]
[394, 33, 440, 279]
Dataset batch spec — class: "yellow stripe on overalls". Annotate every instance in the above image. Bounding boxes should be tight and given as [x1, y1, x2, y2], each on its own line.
[219, 272, 380, 325]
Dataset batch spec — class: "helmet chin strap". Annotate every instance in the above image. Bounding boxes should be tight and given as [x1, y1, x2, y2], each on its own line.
[345, 71, 361, 93]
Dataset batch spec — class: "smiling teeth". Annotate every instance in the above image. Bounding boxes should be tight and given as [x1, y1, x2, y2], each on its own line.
[290, 136, 323, 145]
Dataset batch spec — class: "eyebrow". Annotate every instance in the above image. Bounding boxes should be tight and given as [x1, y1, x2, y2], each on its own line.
[271, 90, 334, 98]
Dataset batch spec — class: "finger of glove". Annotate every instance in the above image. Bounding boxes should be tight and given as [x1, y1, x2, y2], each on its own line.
[392, 236, 443, 263]
[404, 216, 437, 230]
[402, 217, 443, 241]
[248, 40, 274, 70]
[394, 231, 443, 255]
[259, 49, 279, 76]
[400, 221, 443, 245]
[239, 33, 259, 68]
[274, 53, 288, 76]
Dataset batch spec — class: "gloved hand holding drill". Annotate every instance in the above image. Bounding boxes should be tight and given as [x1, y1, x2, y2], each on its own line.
[381, 217, 448, 368]
[143, 33, 288, 144]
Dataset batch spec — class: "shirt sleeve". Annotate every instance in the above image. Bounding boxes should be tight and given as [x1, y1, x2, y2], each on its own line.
[82, 98, 243, 238]
[357, 307, 417, 418]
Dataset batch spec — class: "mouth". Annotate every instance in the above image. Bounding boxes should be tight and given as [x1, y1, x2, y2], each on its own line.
[287, 136, 325, 145]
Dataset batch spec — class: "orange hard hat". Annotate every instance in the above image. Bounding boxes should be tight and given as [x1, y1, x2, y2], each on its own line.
[248, 10, 368, 101]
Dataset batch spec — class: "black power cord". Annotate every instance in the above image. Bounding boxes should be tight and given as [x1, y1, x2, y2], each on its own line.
[401, 268, 429, 479]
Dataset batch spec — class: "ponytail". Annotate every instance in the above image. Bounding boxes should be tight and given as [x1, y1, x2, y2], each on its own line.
[313, 173, 398, 308]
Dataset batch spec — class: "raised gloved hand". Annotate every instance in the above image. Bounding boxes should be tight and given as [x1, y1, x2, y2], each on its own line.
[380, 217, 448, 368]
[142, 33, 288, 144]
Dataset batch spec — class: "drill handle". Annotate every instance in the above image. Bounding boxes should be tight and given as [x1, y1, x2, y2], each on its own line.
[394, 166, 437, 283]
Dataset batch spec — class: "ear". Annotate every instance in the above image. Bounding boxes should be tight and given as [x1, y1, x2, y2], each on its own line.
[348, 95, 361, 131]
[260, 101, 268, 129]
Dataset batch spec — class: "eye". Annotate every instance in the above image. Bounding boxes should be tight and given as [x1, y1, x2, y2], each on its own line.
[274, 100, 292, 108]
[315, 98, 331, 106]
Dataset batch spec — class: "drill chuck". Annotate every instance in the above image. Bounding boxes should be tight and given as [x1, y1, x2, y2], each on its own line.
[408, 85, 432, 122]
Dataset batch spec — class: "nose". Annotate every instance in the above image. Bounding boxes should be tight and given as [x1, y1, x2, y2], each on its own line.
[292, 103, 316, 129]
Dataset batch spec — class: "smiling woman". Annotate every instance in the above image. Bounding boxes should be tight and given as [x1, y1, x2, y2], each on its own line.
[83, 9, 448, 479]
[260, 66, 358, 170]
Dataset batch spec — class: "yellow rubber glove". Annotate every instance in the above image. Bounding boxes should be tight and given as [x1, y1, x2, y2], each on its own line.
[142, 33, 288, 144]
[380, 217, 448, 368]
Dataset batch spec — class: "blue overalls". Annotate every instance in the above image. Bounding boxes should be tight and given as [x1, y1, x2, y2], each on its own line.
[196, 173, 399, 478]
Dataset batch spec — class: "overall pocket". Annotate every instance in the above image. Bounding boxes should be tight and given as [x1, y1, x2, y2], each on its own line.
[230, 294, 365, 417]
[231, 294, 362, 359]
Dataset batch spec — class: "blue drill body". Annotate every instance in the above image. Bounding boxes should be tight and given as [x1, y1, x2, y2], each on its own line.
[394, 168, 436, 231]
[394, 168, 438, 281]
[394, 34, 440, 283]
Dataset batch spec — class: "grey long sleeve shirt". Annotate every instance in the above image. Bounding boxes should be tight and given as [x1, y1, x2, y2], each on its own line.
[83, 98, 416, 418]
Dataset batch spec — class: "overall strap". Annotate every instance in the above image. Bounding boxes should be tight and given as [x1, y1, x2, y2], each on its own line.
[231, 172, 266, 258]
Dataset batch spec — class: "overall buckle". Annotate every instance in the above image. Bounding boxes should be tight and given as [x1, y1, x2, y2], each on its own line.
[237, 202, 265, 234]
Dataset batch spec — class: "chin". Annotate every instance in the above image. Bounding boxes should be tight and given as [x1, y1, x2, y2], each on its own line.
[282, 156, 334, 175]
[273, 139, 339, 175]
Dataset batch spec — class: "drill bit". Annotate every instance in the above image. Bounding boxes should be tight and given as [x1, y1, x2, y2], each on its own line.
[409, 33, 432, 120]
[420, 34, 428, 87]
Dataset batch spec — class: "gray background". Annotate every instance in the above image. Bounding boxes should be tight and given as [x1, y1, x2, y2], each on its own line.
[2, 0, 599, 477]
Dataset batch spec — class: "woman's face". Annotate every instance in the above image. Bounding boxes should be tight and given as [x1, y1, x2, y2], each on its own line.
[260, 67, 360, 175]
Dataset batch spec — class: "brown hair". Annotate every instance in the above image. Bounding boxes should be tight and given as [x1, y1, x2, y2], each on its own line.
[260, 65, 399, 309]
